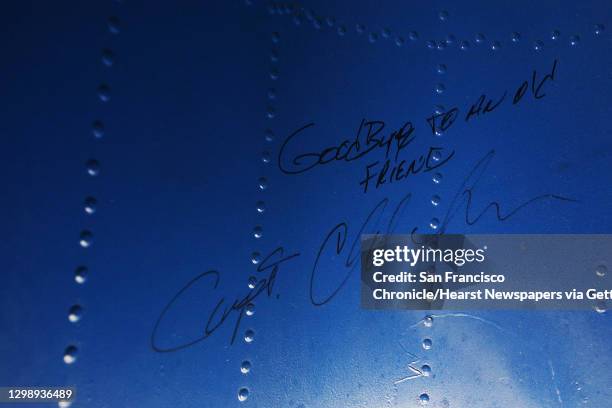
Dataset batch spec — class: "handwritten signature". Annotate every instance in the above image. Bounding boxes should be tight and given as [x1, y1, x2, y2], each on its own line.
[150, 149, 575, 352]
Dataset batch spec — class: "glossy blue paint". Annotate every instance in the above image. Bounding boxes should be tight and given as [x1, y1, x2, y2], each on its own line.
[1, 1, 611, 407]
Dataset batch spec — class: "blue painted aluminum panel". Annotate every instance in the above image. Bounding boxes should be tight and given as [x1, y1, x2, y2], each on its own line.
[1, 1, 611, 407]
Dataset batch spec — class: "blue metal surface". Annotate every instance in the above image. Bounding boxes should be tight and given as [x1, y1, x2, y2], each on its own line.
[1, 1, 611, 407]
